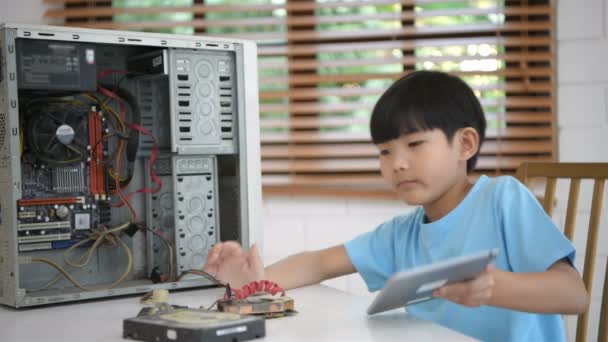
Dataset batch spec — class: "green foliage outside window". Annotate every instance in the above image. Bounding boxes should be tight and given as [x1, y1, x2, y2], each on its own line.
[113, 0, 507, 133]
[113, 0, 195, 34]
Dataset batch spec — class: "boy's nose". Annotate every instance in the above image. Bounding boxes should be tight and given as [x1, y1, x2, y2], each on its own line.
[393, 157, 409, 171]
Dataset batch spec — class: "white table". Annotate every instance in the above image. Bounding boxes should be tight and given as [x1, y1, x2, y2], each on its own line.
[0, 285, 475, 341]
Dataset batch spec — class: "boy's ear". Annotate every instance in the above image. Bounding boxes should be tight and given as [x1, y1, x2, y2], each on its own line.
[457, 127, 480, 161]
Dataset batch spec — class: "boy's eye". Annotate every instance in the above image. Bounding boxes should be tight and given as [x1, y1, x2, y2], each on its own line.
[408, 140, 424, 148]
[379, 149, 390, 156]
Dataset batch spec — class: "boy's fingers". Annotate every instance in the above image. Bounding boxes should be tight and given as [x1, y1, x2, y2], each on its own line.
[204, 242, 239, 275]
[203, 258, 218, 275]
[206, 241, 245, 262]
[205, 251, 217, 267]
[223, 240, 242, 249]
[205, 245, 221, 265]
[219, 241, 244, 258]
[208, 243, 225, 260]
[202, 263, 217, 275]
[435, 281, 470, 298]
[434, 273, 494, 307]
[248, 244, 264, 275]
[208, 243, 223, 258]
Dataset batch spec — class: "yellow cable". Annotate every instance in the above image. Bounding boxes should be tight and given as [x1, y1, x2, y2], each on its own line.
[30, 231, 133, 291]
[30, 257, 89, 291]
[32, 222, 132, 291]
[34, 242, 106, 291]
[63, 222, 130, 268]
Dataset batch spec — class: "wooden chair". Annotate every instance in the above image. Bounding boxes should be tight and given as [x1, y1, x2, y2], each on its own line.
[516, 162, 608, 342]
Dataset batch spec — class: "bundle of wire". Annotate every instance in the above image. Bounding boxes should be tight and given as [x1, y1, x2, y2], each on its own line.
[26, 70, 169, 292]
[32, 222, 132, 291]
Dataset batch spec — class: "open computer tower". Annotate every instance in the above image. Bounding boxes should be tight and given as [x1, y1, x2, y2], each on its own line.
[0, 23, 262, 307]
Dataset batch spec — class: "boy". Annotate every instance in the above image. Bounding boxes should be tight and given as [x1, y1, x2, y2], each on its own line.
[204, 71, 589, 341]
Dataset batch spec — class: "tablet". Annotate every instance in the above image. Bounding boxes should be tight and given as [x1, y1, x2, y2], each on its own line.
[366, 248, 499, 315]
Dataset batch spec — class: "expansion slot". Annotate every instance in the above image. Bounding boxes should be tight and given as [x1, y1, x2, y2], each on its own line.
[19, 242, 52, 252]
[18, 221, 71, 231]
[19, 240, 79, 252]
[18, 233, 72, 244]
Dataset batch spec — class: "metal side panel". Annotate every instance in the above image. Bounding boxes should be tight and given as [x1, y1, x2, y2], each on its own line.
[0, 26, 23, 307]
[237, 41, 262, 251]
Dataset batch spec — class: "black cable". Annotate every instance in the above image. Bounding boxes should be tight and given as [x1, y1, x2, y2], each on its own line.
[178, 269, 225, 287]
[134, 222, 174, 282]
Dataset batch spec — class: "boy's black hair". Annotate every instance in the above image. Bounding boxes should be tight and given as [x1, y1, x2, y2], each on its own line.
[370, 70, 486, 173]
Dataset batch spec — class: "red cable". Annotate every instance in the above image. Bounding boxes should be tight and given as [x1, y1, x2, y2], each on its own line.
[97, 86, 162, 209]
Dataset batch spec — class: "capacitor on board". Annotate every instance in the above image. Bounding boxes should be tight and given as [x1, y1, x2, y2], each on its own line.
[56, 205, 69, 219]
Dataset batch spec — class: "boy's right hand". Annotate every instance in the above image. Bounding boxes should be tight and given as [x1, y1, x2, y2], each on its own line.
[203, 241, 264, 288]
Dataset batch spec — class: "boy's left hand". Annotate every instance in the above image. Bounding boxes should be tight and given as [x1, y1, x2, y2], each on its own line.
[433, 264, 495, 307]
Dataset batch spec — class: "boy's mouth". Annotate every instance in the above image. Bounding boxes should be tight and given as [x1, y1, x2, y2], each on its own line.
[396, 180, 418, 189]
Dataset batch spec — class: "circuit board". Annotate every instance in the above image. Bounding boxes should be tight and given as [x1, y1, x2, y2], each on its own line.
[17, 95, 124, 253]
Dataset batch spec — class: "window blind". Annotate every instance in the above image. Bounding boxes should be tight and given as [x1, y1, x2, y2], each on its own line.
[45, 0, 556, 196]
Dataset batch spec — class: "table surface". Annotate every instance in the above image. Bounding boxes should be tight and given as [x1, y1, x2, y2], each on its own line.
[0, 284, 476, 342]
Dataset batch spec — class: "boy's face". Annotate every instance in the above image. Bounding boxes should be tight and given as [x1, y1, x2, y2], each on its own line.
[377, 129, 468, 205]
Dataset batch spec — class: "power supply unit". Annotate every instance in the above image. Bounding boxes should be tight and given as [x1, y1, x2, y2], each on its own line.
[0, 23, 262, 308]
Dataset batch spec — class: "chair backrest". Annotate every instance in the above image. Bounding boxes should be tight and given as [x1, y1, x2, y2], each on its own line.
[516, 162, 608, 342]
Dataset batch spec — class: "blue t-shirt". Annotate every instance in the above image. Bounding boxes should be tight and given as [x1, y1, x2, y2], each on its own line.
[344, 175, 575, 342]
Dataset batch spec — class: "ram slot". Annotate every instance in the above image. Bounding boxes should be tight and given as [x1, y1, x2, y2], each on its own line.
[95, 113, 105, 198]
[18, 197, 84, 206]
[94, 110, 100, 197]
[88, 110, 98, 198]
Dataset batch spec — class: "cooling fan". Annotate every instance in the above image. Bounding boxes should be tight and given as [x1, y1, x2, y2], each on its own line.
[26, 106, 89, 165]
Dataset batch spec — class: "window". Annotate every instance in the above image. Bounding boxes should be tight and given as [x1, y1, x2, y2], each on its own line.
[47, 0, 556, 196]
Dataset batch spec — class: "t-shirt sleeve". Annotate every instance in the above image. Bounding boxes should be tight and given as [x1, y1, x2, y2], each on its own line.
[497, 176, 576, 273]
[344, 218, 398, 292]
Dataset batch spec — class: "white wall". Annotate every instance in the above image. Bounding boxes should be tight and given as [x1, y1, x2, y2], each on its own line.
[262, 196, 414, 295]
[0, 0, 58, 25]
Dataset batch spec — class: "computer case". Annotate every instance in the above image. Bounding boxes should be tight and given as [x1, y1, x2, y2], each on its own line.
[0, 23, 262, 307]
